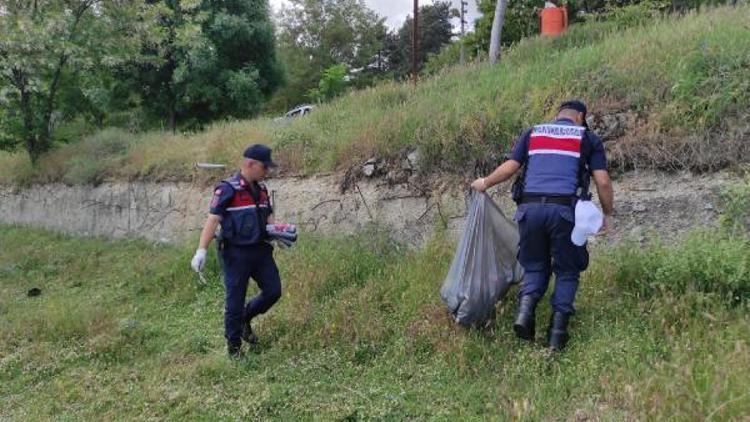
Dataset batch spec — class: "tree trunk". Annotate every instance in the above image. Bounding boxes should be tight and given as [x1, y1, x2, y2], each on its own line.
[16, 72, 40, 164]
[42, 53, 68, 151]
[488, 0, 508, 65]
[27, 139, 41, 164]
[169, 105, 176, 134]
[166, 8, 179, 134]
[26, 0, 91, 164]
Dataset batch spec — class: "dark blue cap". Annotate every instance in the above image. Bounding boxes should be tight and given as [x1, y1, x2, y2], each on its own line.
[243, 144, 277, 168]
[558, 99, 589, 128]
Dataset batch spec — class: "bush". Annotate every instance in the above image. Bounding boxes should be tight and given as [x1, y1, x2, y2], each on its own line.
[423, 42, 462, 76]
[52, 115, 97, 146]
[719, 173, 750, 233]
[611, 230, 750, 302]
[307, 64, 349, 103]
[62, 156, 104, 185]
[0, 152, 34, 185]
[61, 128, 135, 185]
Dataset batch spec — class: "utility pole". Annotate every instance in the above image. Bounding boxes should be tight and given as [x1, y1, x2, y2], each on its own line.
[459, 0, 468, 64]
[412, 0, 419, 85]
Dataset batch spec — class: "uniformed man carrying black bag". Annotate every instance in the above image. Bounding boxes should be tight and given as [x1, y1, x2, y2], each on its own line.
[471, 100, 615, 351]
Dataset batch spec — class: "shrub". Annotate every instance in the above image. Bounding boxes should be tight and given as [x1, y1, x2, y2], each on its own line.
[611, 230, 750, 302]
[719, 173, 750, 233]
[60, 128, 135, 185]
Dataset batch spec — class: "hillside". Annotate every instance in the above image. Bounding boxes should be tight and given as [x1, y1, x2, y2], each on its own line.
[0, 4, 748, 186]
[2, 6, 750, 417]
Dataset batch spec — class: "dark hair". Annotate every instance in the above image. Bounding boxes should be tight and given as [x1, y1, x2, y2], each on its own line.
[558, 100, 588, 128]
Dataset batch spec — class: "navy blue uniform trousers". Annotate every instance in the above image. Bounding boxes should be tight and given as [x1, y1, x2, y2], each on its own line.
[221, 242, 281, 344]
[515, 203, 589, 315]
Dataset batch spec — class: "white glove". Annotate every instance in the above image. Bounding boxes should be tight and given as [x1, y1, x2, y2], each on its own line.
[191, 248, 207, 273]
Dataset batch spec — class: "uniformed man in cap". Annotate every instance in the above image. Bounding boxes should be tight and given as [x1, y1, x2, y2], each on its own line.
[191, 144, 282, 358]
[471, 100, 614, 351]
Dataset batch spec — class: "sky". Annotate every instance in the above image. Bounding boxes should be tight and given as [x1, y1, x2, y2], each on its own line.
[269, 0, 482, 31]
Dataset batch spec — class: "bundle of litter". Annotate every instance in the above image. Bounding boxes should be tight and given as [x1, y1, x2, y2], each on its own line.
[266, 224, 298, 248]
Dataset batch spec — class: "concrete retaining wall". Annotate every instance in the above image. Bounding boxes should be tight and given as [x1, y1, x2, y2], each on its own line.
[0, 171, 731, 245]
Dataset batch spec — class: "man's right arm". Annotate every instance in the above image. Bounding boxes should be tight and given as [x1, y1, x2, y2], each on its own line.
[471, 129, 529, 192]
[586, 131, 613, 233]
[200, 183, 233, 249]
[191, 184, 232, 272]
[472, 160, 522, 192]
[191, 214, 221, 273]
[592, 170, 614, 233]
[198, 214, 221, 250]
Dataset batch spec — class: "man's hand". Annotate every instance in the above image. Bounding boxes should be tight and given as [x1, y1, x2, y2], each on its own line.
[471, 178, 487, 192]
[191, 248, 207, 272]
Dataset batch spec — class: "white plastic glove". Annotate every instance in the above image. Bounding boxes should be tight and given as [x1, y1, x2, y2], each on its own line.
[191, 248, 207, 273]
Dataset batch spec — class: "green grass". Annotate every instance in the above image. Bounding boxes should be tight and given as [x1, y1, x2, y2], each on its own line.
[1, 224, 748, 419]
[1, 4, 749, 185]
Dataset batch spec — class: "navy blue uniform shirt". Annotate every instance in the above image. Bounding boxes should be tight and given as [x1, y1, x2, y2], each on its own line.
[209, 177, 274, 216]
[508, 118, 607, 196]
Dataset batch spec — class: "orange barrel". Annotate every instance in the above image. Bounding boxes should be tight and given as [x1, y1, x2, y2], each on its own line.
[540, 6, 568, 36]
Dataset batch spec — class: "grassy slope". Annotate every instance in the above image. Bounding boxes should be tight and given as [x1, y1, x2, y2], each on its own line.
[1, 5, 749, 185]
[1, 225, 748, 419]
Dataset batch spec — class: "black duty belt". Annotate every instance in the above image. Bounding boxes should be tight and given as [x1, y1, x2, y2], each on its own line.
[520, 196, 574, 205]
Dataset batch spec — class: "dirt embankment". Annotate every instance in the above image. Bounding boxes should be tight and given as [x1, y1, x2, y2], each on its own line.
[0, 168, 737, 246]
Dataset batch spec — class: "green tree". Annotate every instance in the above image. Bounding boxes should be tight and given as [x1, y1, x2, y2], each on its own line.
[385, 1, 454, 79]
[307, 63, 348, 103]
[423, 41, 462, 76]
[471, 0, 541, 56]
[137, 0, 283, 130]
[0, 0, 143, 163]
[271, 0, 386, 111]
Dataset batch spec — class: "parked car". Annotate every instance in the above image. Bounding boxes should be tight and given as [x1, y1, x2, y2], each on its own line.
[274, 104, 315, 123]
[285, 104, 314, 118]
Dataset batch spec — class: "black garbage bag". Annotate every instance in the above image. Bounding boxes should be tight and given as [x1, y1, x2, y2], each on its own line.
[440, 192, 524, 327]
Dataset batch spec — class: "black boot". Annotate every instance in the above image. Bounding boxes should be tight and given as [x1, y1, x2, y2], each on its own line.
[547, 312, 570, 351]
[227, 341, 244, 358]
[241, 321, 258, 345]
[513, 295, 538, 341]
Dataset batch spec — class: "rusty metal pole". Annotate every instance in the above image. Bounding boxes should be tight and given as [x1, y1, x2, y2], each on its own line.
[412, 0, 419, 85]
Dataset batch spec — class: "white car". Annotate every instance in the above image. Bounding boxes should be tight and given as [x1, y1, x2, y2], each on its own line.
[273, 104, 315, 122]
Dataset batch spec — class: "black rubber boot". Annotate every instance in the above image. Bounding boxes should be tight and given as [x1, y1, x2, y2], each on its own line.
[241, 321, 258, 345]
[547, 312, 570, 351]
[513, 295, 538, 341]
[227, 341, 244, 359]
